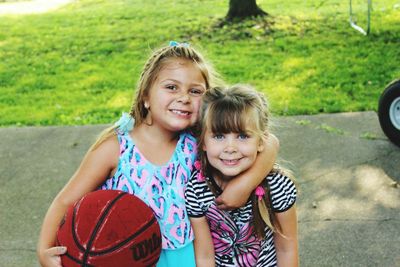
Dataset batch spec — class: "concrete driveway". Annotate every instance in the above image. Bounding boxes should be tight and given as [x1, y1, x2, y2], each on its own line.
[0, 111, 399, 266]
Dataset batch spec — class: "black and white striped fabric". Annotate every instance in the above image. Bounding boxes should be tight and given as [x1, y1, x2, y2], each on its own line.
[185, 171, 296, 267]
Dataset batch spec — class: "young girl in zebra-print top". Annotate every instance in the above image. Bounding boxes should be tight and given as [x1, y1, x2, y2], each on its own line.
[185, 85, 298, 267]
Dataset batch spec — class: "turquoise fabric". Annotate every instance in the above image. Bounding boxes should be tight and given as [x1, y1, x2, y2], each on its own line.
[156, 242, 196, 267]
[101, 131, 197, 249]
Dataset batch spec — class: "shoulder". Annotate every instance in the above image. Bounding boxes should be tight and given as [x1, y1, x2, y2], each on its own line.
[267, 171, 297, 212]
[89, 134, 120, 169]
[267, 171, 296, 190]
[185, 171, 214, 217]
[95, 133, 120, 153]
[62, 133, 120, 198]
[187, 170, 208, 189]
[186, 171, 213, 201]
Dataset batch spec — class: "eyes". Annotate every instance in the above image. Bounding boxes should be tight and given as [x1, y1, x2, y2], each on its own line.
[165, 85, 177, 91]
[213, 133, 250, 140]
[165, 84, 205, 97]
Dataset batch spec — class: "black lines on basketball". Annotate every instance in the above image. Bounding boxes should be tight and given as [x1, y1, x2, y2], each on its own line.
[81, 192, 127, 265]
[57, 190, 161, 267]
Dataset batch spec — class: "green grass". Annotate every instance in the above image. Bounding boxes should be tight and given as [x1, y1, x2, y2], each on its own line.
[0, 0, 399, 126]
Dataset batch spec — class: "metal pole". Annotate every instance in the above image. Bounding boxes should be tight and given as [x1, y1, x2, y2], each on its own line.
[349, 0, 371, 35]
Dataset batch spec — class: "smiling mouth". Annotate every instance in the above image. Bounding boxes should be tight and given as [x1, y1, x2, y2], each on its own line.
[170, 109, 191, 116]
[220, 158, 241, 166]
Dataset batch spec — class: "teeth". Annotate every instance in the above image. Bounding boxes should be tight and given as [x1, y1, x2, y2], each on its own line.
[222, 159, 239, 164]
[171, 110, 190, 115]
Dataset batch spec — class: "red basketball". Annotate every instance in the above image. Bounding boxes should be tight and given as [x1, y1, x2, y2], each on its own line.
[56, 190, 162, 267]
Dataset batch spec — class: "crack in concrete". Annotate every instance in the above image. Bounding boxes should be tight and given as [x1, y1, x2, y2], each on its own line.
[298, 217, 399, 223]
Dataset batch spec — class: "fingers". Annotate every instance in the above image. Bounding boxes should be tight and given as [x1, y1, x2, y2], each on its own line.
[46, 246, 67, 256]
[215, 196, 232, 211]
[39, 247, 66, 267]
[216, 203, 229, 210]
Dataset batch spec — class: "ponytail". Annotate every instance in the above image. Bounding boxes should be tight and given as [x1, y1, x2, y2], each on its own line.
[251, 178, 280, 239]
[251, 164, 295, 239]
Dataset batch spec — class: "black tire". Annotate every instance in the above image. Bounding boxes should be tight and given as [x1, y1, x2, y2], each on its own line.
[378, 79, 400, 147]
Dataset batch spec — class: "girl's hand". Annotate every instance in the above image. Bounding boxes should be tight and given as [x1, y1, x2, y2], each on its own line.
[215, 177, 252, 210]
[38, 246, 66, 267]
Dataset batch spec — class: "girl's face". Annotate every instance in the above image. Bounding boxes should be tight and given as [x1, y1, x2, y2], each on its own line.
[202, 126, 264, 180]
[145, 58, 206, 133]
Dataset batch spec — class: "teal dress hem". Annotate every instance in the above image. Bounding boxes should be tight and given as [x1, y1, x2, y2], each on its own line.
[156, 242, 196, 267]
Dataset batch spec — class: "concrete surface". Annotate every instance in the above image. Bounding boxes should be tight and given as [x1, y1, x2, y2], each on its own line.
[0, 111, 399, 266]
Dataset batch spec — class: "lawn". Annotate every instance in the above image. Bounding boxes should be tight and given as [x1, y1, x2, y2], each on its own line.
[0, 0, 399, 126]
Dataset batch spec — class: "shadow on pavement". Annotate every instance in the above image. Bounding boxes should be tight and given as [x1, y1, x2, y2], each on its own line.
[0, 111, 399, 266]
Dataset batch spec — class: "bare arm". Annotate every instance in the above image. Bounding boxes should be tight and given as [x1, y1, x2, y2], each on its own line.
[190, 217, 215, 267]
[37, 137, 119, 267]
[274, 205, 299, 267]
[216, 133, 279, 210]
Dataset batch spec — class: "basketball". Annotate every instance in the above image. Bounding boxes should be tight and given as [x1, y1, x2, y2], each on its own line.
[56, 190, 162, 267]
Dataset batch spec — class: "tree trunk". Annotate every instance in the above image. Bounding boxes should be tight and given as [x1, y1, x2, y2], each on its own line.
[226, 0, 267, 20]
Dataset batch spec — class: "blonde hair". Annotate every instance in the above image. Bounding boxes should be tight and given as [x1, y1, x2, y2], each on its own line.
[197, 84, 292, 238]
[90, 43, 221, 151]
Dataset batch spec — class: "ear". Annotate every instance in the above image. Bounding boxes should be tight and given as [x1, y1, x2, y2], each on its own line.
[202, 143, 207, 152]
[257, 139, 264, 152]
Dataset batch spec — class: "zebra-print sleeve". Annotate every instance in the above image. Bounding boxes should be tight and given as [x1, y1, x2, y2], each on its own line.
[185, 171, 207, 218]
[268, 172, 297, 213]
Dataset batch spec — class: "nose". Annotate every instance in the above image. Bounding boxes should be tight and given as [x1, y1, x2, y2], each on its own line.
[176, 91, 191, 103]
[223, 138, 237, 153]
